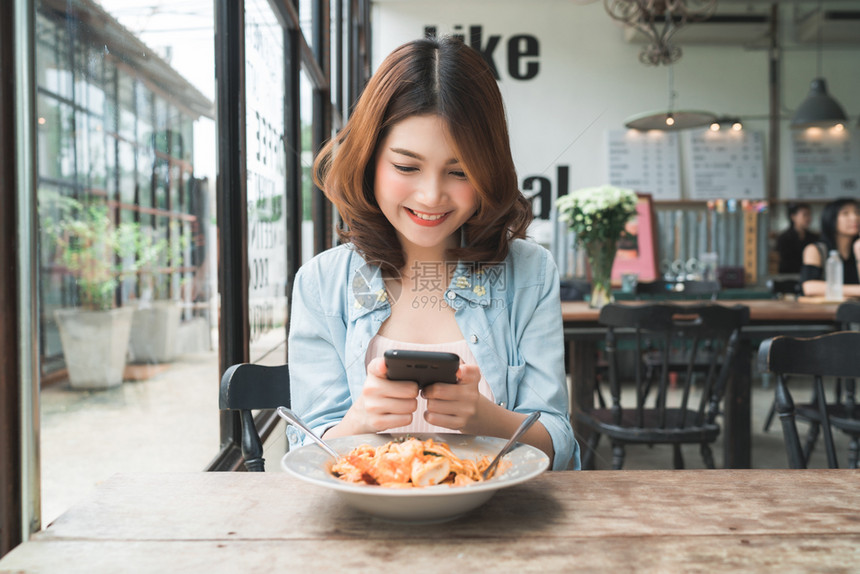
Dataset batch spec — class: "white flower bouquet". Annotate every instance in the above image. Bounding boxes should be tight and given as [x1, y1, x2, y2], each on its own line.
[556, 185, 638, 245]
[556, 185, 638, 308]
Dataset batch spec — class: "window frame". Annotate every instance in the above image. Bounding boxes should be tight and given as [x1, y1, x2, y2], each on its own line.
[207, 0, 370, 471]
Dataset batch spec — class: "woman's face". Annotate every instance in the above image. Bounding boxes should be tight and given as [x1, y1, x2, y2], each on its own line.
[791, 208, 811, 231]
[373, 114, 478, 257]
[836, 203, 860, 238]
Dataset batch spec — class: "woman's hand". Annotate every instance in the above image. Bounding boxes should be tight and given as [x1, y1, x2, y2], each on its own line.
[421, 364, 486, 431]
[328, 357, 419, 436]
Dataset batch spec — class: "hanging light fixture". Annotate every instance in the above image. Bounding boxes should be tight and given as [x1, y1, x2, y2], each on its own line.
[709, 117, 743, 132]
[791, 1, 847, 129]
[604, 0, 718, 66]
[624, 64, 717, 131]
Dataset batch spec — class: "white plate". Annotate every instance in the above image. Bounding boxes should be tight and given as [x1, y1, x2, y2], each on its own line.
[281, 433, 549, 523]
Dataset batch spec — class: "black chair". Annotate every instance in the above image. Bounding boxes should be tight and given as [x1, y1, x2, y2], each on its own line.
[761, 300, 860, 434]
[634, 280, 720, 301]
[792, 302, 860, 466]
[838, 300, 860, 329]
[219, 363, 291, 471]
[576, 303, 749, 470]
[758, 276, 804, 432]
[631, 282, 722, 387]
[757, 331, 860, 469]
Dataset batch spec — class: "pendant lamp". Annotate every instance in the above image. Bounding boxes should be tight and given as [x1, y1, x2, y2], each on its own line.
[791, 2, 847, 129]
[791, 78, 847, 129]
[624, 64, 716, 131]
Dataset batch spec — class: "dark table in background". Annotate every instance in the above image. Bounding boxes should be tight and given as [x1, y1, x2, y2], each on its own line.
[562, 299, 841, 469]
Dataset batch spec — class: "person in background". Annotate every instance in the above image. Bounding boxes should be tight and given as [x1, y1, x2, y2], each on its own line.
[776, 202, 818, 274]
[287, 36, 579, 470]
[801, 197, 860, 297]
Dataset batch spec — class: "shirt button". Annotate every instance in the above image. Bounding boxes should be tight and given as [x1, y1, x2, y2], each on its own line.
[470, 334, 479, 343]
[497, 402, 506, 408]
[446, 291, 456, 300]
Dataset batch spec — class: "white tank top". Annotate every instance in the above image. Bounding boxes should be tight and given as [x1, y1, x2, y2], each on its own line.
[365, 335, 495, 434]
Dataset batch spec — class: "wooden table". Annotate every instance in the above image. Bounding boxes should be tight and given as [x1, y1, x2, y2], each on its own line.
[562, 299, 842, 469]
[1, 471, 858, 572]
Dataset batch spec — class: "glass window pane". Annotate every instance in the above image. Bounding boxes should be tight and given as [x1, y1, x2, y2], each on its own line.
[300, 0, 314, 51]
[36, 94, 61, 180]
[36, 0, 219, 527]
[330, 0, 341, 122]
[36, 12, 73, 100]
[118, 74, 136, 141]
[300, 68, 314, 264]
[245, 0, 289, 363]
[57, 102, 76, 181]
[103, 62, 118, 135]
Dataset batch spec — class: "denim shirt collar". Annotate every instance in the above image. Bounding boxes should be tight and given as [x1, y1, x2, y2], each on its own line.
[446, 261, 494, 309]
[347, 255, 391, 321]
[347, 254, 495, 318]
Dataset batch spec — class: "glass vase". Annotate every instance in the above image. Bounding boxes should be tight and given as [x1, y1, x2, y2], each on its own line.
[584, 239, 618, 309]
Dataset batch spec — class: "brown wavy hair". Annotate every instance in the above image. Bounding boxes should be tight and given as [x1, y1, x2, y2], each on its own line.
[313, 36, 532, 270]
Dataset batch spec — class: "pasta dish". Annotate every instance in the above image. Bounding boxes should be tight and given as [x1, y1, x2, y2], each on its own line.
[330, 437, 497, 487]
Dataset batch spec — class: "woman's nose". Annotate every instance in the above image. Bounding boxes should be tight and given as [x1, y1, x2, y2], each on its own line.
[417, 175, 445, 206]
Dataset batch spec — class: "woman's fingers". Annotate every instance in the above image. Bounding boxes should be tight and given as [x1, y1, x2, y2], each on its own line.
[360, 356, 419, 430]
[366, 356, 387, 379]
[422, 364, 483, 429]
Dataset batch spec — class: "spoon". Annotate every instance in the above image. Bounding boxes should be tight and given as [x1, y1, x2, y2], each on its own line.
[482, 411, 541, 480]
[276, 406, 340, 460]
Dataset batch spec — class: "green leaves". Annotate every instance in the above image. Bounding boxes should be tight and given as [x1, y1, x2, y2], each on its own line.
[41, 193, 171, 311]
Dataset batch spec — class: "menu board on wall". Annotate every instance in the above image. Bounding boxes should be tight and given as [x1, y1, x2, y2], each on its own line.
[684, 129, 766, 200]
[792, 130, 860, 199]
[607, 130, 681, 200]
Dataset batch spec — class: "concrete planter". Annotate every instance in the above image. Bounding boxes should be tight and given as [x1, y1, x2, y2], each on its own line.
[55, 306, 135, 389]
[128, 300, 181, 364]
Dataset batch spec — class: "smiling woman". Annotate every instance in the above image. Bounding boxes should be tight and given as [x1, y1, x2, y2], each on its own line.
[289, 36, 580, 471]
[373, 114, 478, 253]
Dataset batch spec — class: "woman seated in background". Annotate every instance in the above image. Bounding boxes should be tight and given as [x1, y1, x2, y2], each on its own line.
[801, 197, 860, 298]
[776, 202, 818, 274]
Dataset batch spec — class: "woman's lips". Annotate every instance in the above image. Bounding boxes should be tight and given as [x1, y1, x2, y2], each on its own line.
[405, 207, 451, 227]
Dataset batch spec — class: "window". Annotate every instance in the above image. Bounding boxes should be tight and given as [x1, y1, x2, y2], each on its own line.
[3, 0, 371, 540]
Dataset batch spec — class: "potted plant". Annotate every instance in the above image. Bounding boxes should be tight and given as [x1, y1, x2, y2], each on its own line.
[43, 193, 162, 389]
[128, 222, 190, 364]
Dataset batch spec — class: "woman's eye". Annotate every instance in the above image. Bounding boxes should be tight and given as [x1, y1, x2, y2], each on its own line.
[394, 164, 418, 173]
[450, 170, 467, 179]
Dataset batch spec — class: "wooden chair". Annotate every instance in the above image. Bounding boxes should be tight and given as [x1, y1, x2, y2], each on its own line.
[757, 331, 860, 469]
[761, 300, 860, 434]
[576, 303, 749, 470]
[632, 281, 721, 393]
[759, 275, 808, 431]
[219, 363, 291, 471]
[837, 300, 860, 329]
[790, 301, 860, 466]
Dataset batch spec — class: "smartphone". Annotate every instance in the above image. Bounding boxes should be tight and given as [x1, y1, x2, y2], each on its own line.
[383, 349, 460, 388]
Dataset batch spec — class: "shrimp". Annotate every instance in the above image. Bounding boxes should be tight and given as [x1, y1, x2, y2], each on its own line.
[331, 438, 492, 487]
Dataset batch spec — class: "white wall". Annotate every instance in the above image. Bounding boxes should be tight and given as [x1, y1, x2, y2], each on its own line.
[371, 0, 860, 205]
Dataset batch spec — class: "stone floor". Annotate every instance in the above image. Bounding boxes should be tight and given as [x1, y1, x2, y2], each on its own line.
[39, 353, 854, 528]
[40, 350, 222, 527]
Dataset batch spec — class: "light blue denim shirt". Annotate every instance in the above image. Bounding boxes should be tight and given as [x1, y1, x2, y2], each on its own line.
[287, 238, 580, 470]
